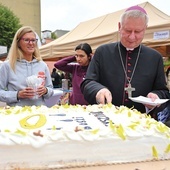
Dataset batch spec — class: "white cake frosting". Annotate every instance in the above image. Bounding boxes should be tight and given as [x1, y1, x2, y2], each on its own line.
[0, 104, 170, 169]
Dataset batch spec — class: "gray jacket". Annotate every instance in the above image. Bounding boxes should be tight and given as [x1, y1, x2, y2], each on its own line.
[0, 58, 53, 106]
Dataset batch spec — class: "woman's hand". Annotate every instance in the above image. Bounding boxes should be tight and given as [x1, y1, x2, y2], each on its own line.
[17, 87, 36, 99]
[17, 86, 47, 99]
[37, 85, 47, 97]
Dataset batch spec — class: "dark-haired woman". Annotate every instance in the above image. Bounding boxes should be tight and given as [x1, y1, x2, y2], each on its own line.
[54, 43, 92, 105]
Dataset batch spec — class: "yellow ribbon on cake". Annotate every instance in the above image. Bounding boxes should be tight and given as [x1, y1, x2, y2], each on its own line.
[19, 114, 47, 129]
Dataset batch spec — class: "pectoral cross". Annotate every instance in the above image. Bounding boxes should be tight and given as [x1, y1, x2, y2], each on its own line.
[125, 83, 135, 98]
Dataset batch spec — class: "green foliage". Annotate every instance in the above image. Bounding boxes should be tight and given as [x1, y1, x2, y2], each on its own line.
[51, 32, 57, 39]
[164, 59, 170, 66]
[0, 3, 22, 51]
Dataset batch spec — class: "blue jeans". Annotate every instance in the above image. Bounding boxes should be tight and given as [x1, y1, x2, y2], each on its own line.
[157, 104, 170, 123]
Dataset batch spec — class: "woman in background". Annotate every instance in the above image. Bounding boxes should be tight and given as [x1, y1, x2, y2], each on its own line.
[54, 43, 92, 105]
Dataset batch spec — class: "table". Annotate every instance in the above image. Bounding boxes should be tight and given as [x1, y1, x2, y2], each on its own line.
[45, 88, 63, 107]
[66, 160, 170, 170]
[0, 89, 63, 108]
[14, 160, 170, 170]
[0, 102, 6, 107]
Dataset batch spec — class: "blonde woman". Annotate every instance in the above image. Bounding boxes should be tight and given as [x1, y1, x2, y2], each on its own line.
[0, 26, 53, 106]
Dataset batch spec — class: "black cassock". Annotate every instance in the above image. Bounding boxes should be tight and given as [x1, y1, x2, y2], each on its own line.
[81, 42, 169, 117]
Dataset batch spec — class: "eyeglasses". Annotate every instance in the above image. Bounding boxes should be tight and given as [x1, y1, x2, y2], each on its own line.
[20, 38, 38, 44]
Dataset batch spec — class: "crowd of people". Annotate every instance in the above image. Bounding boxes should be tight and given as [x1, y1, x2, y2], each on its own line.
[0, 5, 170, 126]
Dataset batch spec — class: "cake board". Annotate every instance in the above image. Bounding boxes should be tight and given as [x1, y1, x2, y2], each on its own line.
[13, 160, 169, 170]
[66, 160, 170, 170]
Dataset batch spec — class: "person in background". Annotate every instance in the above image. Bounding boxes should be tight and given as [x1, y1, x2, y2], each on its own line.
[54, 43, 92, 105]
[81, 5, 169, 119]
[51, 68, 61, 88]
[60, 72, 65, 80]
[0, 26, 53, 106]
[156, 66, 170, 127]
[166, 66, 170, 78]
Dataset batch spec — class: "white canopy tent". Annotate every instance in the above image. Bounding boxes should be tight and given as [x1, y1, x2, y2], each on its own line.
[40, 1, 170, 60]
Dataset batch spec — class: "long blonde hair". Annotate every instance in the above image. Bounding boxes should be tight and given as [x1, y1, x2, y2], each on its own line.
[7, 26, 42, 71]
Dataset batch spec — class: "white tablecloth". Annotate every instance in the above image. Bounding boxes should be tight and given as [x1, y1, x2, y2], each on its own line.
[45, 88, 63, 107]
[0, 89, 63, 108]
[0, 102, 6, 107]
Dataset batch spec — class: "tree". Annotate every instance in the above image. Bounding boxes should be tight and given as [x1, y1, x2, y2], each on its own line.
[0, 3, 22, 51]
[51, 32, 57, 39]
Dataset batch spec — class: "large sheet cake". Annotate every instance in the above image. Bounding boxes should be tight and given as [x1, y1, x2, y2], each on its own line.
[0, 104, 170, 169]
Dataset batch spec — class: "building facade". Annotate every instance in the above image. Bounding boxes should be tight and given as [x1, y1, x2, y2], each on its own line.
[0, 0, 41, 37]
[53, 29, 69, 38]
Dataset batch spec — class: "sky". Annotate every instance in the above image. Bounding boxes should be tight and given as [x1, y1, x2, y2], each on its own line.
[41, 0, 170, 32]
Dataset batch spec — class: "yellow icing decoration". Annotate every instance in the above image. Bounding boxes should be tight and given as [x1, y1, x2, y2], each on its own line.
[109, 122, 126, 140]
[4, 129, 10, 132]
[52, 125, 56, 130]
[19, 114, 47, 129]
[152, 146, 158, 159]
[5, 110, 12, 115]
[91, 129, 99, 134]
[128, 111, 131, 117]
[109, 120, 115, 129]
[157, 123, 169, 133]
[116, 124, 126, 140]
[15, 129, 27, 136]
[128, 124, 137, 130]
[15, 110, 20, 114]
[165, 144, 170, 153]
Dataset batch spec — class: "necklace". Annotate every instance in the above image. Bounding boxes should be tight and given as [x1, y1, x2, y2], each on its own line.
[118, 43, 141, 98]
